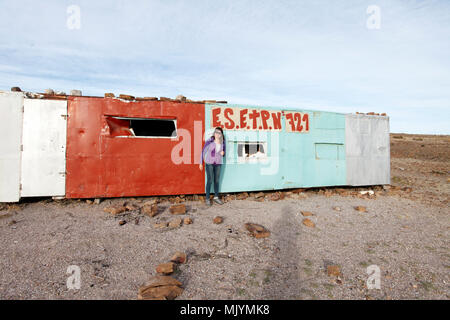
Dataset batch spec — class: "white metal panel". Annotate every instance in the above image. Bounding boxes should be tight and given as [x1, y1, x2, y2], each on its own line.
[346, 114, 390, 186]
[21, 99, 67, 197]
[0, 91, 23, 202]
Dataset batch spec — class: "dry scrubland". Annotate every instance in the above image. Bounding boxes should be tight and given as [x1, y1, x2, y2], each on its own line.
[0, 133, 449, 299]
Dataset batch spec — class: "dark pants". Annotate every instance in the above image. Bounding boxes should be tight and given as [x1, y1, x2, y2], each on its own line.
[205, 163, 221, 199]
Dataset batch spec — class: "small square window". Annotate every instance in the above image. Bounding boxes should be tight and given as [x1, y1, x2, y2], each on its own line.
[237, 142, 267, 162]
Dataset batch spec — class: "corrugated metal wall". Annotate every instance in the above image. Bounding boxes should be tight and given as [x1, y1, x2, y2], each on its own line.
[0, 91, 23, 202]
[345, 114, 390, 186]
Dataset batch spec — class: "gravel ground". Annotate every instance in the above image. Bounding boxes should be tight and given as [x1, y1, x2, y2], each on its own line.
[0, 191, 448, 300]
[1, 133, 448, 300]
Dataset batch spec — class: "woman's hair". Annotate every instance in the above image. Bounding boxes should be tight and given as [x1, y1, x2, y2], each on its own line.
[211, 126, 224, 143]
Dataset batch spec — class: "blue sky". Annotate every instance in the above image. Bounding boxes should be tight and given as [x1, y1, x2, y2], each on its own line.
[0, 0, 449, 134]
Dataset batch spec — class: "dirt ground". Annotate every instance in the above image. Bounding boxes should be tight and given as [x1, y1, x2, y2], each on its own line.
[0, 133, 449, 300]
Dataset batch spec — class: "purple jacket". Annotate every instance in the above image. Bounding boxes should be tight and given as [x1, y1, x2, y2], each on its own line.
[200, 137, 226, 165]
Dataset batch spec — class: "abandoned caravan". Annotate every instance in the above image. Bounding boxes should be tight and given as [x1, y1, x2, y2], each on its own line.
[0, 90, 390, 203]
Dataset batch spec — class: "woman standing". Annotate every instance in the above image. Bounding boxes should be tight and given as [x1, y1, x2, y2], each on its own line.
[199, 127, 226, 206]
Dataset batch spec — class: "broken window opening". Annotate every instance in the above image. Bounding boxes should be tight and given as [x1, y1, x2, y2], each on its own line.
[105, 116, 177, 138]
[237, 142, 267, 160]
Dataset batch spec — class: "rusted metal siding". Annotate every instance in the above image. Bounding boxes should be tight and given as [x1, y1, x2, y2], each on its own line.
[65, 97, 205, 198]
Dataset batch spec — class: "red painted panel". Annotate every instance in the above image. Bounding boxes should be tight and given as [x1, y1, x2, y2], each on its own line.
[66, 97, 205, 198]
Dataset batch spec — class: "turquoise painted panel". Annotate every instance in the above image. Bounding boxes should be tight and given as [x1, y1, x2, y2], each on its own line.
[315, 143, 344, 160]
[204, 103, 347, 194]
[313, 111, 345, 129]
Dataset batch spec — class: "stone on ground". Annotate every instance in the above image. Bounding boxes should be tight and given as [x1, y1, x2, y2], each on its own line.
[142, 204, 159, 217]
[169, 204, 186, 215]
[327, 265, 342, 277]
[244, 223, 270, 238]
[170, 252, 187, 264]
[354, 206, 367, 212]
[156, 262, 175, 275]
[168, 217, 182, 228]
[213, 216, 224, 224]
[302, 218, 315, 228]
[137, 275, 183, 300]
[103, 205, 127, 215]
